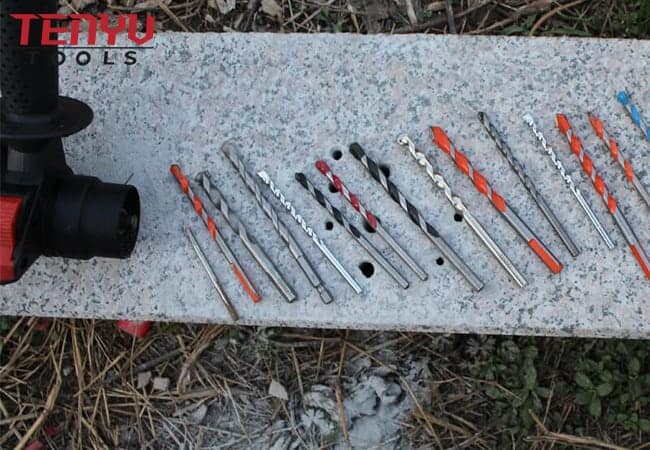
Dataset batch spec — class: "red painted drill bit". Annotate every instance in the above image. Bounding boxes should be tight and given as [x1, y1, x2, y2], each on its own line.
[556, 115, 650, 280]
[170, 164, 261, 302]
[431, 126, 563, 274]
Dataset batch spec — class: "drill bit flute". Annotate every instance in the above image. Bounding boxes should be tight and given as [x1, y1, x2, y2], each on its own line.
[295, 173, 409, 289]
[588, 112, 650, 208]
[315, 160, 428, 281]
[170, 164, 261, 302]
[349, 143, 484, 291]
[556, 114, 650, 279]
[198, 172, 297, 303]
[478, 112, 580, 257]
[523, 114, 615, 249]
[257, 170, 363, 294]
[430, 127, 563, 274]
[184, 225, 239, 321]
[397, 135, 527, 288]
[220, 143, 333, 304]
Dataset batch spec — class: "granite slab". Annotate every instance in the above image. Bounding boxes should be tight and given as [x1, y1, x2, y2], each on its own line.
[2, 33, 649, 338]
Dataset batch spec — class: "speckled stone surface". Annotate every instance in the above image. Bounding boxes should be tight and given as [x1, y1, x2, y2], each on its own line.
[2, 33, 649, 337]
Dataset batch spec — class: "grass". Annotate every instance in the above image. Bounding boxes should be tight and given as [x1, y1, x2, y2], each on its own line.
[2, 0, 649, 448]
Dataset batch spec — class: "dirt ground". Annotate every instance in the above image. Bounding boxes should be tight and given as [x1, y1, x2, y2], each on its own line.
[1, 1, 649, 449]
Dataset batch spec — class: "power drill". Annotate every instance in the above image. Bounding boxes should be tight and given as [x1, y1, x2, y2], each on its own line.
[1, 0, 140, 284]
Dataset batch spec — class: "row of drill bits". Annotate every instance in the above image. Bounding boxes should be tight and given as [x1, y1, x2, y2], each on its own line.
[170, 90, 649, 316]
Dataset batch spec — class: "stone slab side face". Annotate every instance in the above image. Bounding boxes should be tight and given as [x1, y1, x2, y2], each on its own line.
[2, 33, 649, 338]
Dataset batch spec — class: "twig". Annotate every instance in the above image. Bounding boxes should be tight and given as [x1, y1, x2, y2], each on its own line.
[529, 0, 588, 36]
[445, 0, 456, 33]
[334, 381, 351, 450]
[394, 1, 486, 33]
[154, 0, 193, 31]
[468, 0, 552, 35]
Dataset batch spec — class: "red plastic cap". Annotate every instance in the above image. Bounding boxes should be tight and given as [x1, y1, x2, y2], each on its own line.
[0, 196, 23, 282]
[116, 320, 153, 338]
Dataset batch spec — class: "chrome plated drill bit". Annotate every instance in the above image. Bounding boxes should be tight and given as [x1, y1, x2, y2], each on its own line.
[220, 143, 333, 304]
[556, 114, 650, 279]
[430, 127, 563, 274]
[523, 114, 615, 249]
[198, 172, 297, 303]
[315, 160, 427, 281]
[257, 170, 363, 294]
[588, 112, 650, 208]
[616, 90, 650, 142]
[183, 225, 239, 321]
[349, 143, 484, 291]
[295, 172, 409, 289]
[478, 112, 580, 257]
[397, 134, 527, 288]
[170, 164, 261, 302]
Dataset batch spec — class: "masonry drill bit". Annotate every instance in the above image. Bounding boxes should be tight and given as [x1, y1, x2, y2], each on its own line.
[556, 114, 650, 279]
[431, 127, 563, 274]
[523, 114, 615, 249]
[478, 112, 580, 257]
[221, 143, 333, 304]
[397, 134, 527, 288]
[349, 143, 484, 291]
[257, 170, 363, 294]
[315, 160, 428, 281]
[183, 225, 239, 321]
[170, 164, 261, 302]
[295, 172, 410, 289]
[588, 112, 650, 208]
[616, 90, 650, 142]
[198, 172, 297, 303]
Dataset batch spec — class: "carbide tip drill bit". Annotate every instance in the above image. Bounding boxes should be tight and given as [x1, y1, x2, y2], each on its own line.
[349, 143, 484, 291]
[198, 172, 297, 303]
[430, 127, 563, 274]
[556, 114, 650, 279]
[183, 225, 239, 321]
[616, 90, 650, 142]
[295, 172, 410, 289]
[170, 164, 261, 302]
[397, 134, 527, 288]
[257, 170, 363, 294]
[315, 160, 428, 281]
[588, 112, 650, 208]
[523, 114, 615, 249]
[221, 143, 333, 304]
[478, 112, 580, 257]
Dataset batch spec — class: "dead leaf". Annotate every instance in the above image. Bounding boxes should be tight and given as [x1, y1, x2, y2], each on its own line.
[189, 404, 208, 424]
[71, 0, 96, 11]
[213, 0, 236, 14]
[269, 380, 288, 401]
[261, 0, 282, 17]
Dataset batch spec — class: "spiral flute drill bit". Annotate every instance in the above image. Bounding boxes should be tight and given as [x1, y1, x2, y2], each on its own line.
[198, 172, 297, 303]
[349, 143, 484, 291]
[170, 164, 261, 302]
[397, 134, 527, 288]
[295, 172, 410, 289]
[220, 143, 333, 304]
[315, 160, 427, 281]
[430, 127, 563, 274]
[616, 90, 650, 142]
[183, 225, 239, 321]
[556, 114, 650, 279]
[257, 170, 363, 294]
[523, 114, 615, 249]
[478, 112, 580, 257]
[588, 112, 650, 208]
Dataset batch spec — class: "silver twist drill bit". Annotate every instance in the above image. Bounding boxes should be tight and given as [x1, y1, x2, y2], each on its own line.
[295, 172, 410, 289]
[523, 114, 615, 249]
[183, 225, 239, 321]
[397, 135, 527, 288]
[315, 160, 428, 281]
[350, 143, 484, 292]
[198, 172, 297, 303]
[257, 170, 363, 294]
[221, 143, 333, 304]
[478, 112, 580, 257]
